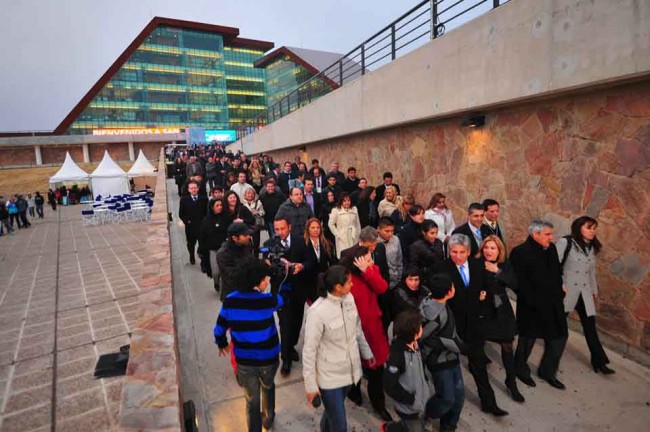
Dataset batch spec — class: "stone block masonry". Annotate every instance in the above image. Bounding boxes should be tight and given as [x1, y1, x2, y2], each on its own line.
[118, 148, 183, 431]
[266, 80, 650, 363]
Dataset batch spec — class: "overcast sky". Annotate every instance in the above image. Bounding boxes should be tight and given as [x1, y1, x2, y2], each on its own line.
[0, 0, 413, 132]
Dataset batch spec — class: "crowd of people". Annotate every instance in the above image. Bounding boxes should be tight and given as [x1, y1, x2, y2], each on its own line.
[0, 192, 45, 235]
[172, 144, 613, 432]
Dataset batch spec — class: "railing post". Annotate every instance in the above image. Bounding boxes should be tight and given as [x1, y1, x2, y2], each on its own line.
[339, 61, 344, 86]
[361, 45, 365, 75]
[391, 24, 396, 60]
[493, 0, 500, 7]
[431, 0, 439, 39]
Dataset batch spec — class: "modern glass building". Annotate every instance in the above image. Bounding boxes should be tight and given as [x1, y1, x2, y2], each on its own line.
[54, 18, 274, 135]
[51, 19, 348, 137]
[254, 46, 343, 108]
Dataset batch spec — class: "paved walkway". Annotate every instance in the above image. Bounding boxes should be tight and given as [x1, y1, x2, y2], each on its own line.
[0, 205, 150, 432]
[169, 179, 650, 432]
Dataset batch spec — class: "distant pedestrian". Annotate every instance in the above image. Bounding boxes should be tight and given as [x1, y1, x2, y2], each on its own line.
[27, 193, 35, 218]
[48, 189, 57, 211]
[34, 192, 45, 218]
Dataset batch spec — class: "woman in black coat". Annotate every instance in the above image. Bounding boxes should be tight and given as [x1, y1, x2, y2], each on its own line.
[409, 219, 445, 282]
[198, 198, 228, 292]
[356, 186, 378, 228]
[222, 190, 255, 229]
[398, 204, 426, 266]
[478, 235, 523, 402]
[302, 218, 338, 303]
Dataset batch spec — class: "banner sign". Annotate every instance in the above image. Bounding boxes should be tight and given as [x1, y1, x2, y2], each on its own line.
[92, 128, 181, 136]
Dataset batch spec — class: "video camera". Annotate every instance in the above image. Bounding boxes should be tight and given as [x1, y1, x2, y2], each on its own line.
[260, 236, 295, 277]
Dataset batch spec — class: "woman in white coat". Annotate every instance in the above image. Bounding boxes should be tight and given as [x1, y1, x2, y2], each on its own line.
[424, 192, 456, 243]
[242, 187, 265, 252]
[328, 192, 361, 258]
[303, 265, 375, 432]
[556, 215, 613, 374]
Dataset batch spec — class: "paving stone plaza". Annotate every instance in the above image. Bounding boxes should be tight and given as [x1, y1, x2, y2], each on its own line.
[0, 207, 148, 431]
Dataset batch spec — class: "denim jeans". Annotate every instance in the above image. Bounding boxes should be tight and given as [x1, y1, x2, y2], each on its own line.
[320, 386, 350, 432]
[426, 364, 464, 429]
[237, 362, 278, 432]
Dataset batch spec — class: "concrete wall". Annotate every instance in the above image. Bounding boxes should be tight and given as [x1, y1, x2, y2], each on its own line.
[240, 0, 650, 154]
[266, 80, 650, 362]
[0, 132, 185, 168]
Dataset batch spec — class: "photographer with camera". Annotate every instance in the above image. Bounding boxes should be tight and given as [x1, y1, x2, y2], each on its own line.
[216, 222, 255, 301]
[263, 217, 311, 376]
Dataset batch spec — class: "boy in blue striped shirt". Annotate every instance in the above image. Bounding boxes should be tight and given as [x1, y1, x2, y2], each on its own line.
[214, 256, 284, 432]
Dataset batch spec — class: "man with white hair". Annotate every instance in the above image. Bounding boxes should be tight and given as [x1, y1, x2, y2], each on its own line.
[511, 220, 568, 391]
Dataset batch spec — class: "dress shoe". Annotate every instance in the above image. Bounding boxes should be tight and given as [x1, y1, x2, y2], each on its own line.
[189, 255, 196, 265]
[290, 348, 299, 362]
[516, 374, 536, 387]
[593, 365, 615, 375]
[540, 376, 565, 390]
[373, 408, 394, 422]
[482, 405, 509, 417]
[506, 379, 525, 403]
[280, 362, 291, 376]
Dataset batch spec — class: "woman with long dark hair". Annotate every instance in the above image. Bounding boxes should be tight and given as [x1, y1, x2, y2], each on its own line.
[302, 265, 375, 432]
[223, 190, 256, 229]
[198, 198, 228, 292]
[356, 186, 378, 228]
[478, 235, 523, 402]
[340, 246, 393, 422]
[303, 218, 337, 304]
[557, 216, 613, 374]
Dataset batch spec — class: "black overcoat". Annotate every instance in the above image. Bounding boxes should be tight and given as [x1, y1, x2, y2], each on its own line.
[510, 237, 568, 339]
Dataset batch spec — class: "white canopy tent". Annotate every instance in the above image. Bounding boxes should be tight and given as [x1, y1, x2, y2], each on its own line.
[49, 152, 90, 184]
[127, 150, 156, 177]
[90, 151, 129, 198]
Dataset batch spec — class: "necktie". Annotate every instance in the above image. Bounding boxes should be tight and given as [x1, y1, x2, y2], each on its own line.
[192, 196, 197, 202]
[475, 228, 482, 241]
[283, 239, 289, 249]
[459, 264, 469, 287]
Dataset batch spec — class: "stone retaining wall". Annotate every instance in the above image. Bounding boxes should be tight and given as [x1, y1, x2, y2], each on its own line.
[118, 147, 183, 431]
[266, 80, 650, 364]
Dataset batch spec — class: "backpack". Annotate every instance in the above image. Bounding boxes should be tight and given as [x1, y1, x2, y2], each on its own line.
[559, 235, 573, 275]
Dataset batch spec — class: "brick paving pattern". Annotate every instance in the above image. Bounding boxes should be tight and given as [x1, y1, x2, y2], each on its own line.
[0, 205, 150, 432]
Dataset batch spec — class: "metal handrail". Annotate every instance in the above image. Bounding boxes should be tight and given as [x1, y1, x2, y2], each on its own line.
[236, 0, 506, 139]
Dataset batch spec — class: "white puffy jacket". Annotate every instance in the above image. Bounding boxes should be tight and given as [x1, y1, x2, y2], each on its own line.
[302, 292, 373, 393]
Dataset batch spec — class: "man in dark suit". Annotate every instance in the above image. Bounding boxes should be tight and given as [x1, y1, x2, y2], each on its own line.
[452, 202, 485, 256]
[511, 220, 568, 390]
[445, 233, 508, 417]
[278, 161, 294, 195]
[178, 181, 208, 265]
[342, 166, 360, 193]
[310, 166, 326, 194]
[269, 217, 311, 376]
[481, 198, 506, 248]
[302, 177, 322, 219]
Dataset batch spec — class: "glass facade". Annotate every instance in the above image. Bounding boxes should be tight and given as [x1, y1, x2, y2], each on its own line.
[264, 55, 316, 107]
[66, 25, 267, 134]
[223, 46, 267, 128]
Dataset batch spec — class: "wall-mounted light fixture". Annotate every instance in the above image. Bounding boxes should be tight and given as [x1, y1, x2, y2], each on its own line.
[461, 115, 486, 128]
